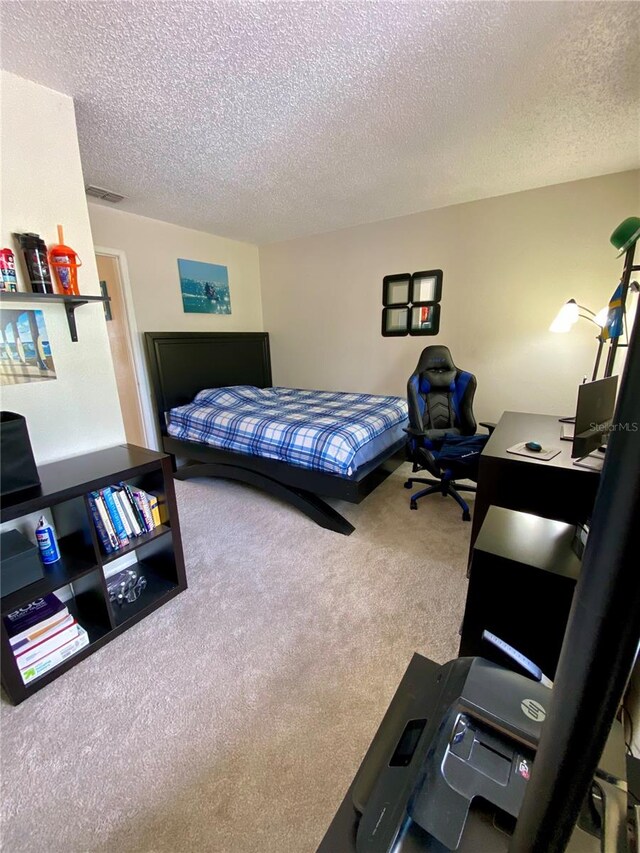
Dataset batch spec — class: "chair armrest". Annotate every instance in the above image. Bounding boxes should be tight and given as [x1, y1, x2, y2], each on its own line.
[479, 421, 497, 435]
[404, 426, 427, 438]
[416, 445, 439, 476]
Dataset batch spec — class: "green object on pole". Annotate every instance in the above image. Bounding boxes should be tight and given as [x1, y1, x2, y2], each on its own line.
[610, 216, 640, 257]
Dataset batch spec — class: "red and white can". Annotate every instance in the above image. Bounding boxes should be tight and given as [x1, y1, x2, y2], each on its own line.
[0, 248, 18, 291]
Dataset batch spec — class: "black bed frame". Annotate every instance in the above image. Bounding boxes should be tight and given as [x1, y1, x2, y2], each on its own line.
[144, 331, 406, 534]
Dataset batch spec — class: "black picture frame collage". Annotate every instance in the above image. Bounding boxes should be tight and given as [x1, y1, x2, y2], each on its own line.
[381, 269, 442, 337]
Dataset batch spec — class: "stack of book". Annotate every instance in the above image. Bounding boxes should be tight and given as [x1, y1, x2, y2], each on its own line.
[87, 483, 164, 555]
[4, 593, 89, 685]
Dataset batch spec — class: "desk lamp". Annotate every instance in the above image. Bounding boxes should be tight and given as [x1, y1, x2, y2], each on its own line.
[549, 299, 608, 381]
[549, 217, 640, 383]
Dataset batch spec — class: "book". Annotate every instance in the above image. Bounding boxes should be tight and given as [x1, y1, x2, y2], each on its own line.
[119, 482, 147, 534]
[9, 612, 70, 653]
[115, 488, 142, 537]
[147, 492, 161, 528]
[87, 492, 117, 554]
[147, 490, 168, 526]
[12, 613, 75, 654]
[113, 490, 134, 538]
[130, 486, 154, 532]
[91, 491, 120, 551]
[20, 626, 89, 684]
[100, 487, 130, 547]
[16, 619, 80, 669]
[4, 594, 69, 648]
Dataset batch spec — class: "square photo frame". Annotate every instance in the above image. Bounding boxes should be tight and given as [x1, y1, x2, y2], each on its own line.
[410, 269, 443, 305]
[382, 306, 410, 336]
[410, 304, 441, 336]
[382, 274, 411, 307]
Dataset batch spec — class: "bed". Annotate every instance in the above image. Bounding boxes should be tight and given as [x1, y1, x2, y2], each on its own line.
[144, 332, 408, 534]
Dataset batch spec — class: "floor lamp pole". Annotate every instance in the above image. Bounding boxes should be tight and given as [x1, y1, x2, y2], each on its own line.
[604, 241, 637, 377]
[591, 337, 604, 381]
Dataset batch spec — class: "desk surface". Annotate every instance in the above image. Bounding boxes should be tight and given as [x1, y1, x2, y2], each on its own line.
[469, 412, 601, 556]
[483, 412, 601, 474]
[475, 506, 581, 580]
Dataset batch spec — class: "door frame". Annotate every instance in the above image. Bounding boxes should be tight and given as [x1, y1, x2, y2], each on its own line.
[94, 246, 157, 449]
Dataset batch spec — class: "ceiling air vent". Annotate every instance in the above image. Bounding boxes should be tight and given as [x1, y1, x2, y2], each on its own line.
[85, 185, 126, 203]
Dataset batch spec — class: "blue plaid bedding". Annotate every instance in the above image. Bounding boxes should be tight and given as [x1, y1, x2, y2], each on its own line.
[167, 386, 408, 476]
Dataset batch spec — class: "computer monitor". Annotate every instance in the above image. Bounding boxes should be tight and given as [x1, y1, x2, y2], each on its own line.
[571, 375, 619, 459]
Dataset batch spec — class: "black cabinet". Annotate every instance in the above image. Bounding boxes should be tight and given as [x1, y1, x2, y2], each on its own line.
[0, 444, 187, 704]
[459, 506, 580, 680]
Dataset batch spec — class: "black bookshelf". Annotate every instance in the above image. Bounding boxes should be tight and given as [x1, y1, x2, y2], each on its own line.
[0, 444, 187, 704]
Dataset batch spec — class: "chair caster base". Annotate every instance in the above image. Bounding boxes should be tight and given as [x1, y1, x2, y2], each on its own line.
[410, 501, 418, 510]
[404, 481, 412, 489]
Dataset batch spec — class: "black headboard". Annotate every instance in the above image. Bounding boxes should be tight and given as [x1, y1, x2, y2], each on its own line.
[144, 331, 272, 433]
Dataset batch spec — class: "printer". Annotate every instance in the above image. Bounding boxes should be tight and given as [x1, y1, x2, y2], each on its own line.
[352, 657, 629, 853]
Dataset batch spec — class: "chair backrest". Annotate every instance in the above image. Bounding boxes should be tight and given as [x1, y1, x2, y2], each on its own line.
[407, 345, 478, 435]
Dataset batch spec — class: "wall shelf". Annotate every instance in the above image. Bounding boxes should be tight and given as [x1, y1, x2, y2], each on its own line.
[0, 291, 111, 342]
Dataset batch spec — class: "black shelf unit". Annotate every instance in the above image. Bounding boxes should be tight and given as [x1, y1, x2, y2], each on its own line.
[0, 291, 110, 341]
[0, 444, 187, 704]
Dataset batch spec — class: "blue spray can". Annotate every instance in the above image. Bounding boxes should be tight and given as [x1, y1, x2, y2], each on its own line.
[36, 516, 61, 564]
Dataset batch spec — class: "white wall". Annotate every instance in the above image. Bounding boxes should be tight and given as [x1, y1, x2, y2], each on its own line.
[87, 205, 263, 333]
[0, 72, 125, 463]
[260, 171, 639, 423]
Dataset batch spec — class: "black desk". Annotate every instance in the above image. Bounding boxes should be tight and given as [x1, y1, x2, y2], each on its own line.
[469, 412, 601, 558]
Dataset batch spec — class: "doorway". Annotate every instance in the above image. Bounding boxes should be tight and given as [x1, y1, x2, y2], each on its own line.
[95, 252, 148, 447]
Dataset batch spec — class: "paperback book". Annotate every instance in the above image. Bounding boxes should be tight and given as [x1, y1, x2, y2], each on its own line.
[19, 626, 89, 684]
[4, 593, 69, 649]
[13, 613, 75, 655]
[101, 487, 130, 548]
[15, 618, 80, 669]
[88, 492, 118, 554]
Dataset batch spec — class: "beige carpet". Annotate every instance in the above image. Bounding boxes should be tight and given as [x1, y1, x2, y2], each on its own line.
[1, 464, 471, 852]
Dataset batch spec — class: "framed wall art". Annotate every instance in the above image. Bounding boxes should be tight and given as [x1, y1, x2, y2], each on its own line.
[178, 259, 231, 315]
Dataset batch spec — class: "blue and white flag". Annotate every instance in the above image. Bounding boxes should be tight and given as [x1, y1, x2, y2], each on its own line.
[601, 282, 624, 341]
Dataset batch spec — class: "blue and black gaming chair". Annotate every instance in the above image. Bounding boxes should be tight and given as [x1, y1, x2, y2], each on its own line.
[405, 345, 495, 521]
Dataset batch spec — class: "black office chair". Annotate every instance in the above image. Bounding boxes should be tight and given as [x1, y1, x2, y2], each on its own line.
[405, 345, 495, 520]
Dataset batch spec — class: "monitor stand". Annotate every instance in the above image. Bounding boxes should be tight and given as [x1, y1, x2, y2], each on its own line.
[573, 449, 606, 470]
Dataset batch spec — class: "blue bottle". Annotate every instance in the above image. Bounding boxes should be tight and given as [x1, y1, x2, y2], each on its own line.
[36, 516, 61, 564]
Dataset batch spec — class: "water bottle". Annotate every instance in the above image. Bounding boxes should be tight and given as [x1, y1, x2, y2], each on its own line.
[35, 516, 61, 564]
[48, 225, 81, 295]
[14, 233, 54, 293]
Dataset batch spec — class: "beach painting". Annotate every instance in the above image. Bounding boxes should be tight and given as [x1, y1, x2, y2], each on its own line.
[178, 259, 231, 314]
[0, 309, 56, 385]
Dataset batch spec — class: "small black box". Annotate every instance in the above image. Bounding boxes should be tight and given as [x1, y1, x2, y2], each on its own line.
[1, 529, 44, 597]
[0, 412, 41, 500]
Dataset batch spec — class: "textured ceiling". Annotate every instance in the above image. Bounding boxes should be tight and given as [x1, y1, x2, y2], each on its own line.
[1, 1, 639, 244]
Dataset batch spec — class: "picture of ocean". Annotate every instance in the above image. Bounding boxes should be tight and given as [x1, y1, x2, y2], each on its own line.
[178, 259, 231, 314]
